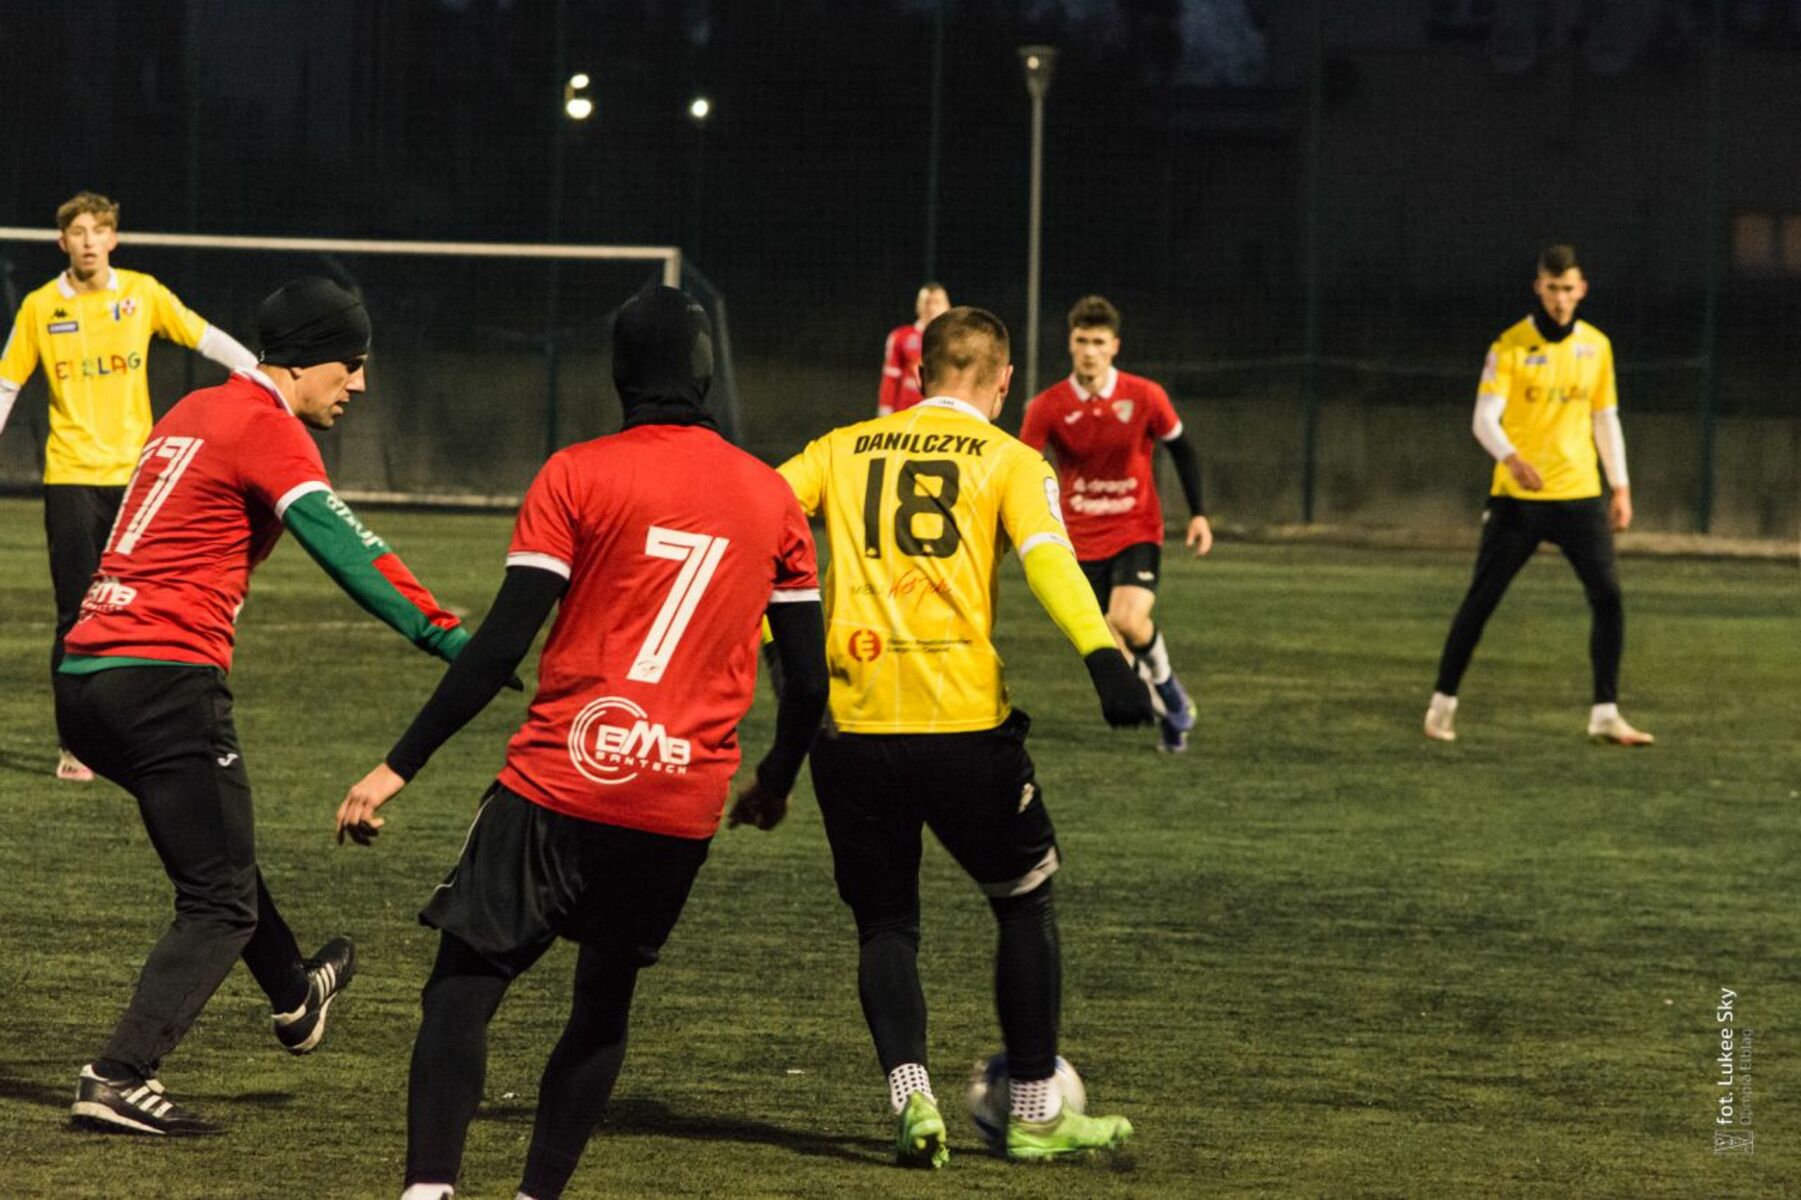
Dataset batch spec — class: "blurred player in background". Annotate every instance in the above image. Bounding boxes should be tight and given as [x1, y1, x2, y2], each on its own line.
[1425, 245, 1651, 746]
[56, 278, 472, 1136]
[335, 285, 827, 1200]
[780, 306, 1147, 1167]
[0, 191, 258, 781]
[1020, 295, 1211, 754]
[876, 282, 950, 416]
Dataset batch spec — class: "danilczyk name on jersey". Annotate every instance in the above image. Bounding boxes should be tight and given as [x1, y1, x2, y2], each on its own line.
[567, 695, 692, 787]
[852, 431, 988, 457]
[1068, 475, 1140, 514]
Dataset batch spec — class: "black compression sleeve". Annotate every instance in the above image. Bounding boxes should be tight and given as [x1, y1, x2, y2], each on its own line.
[386, 566, 567, 781]
[754, 600, 828, 796]
[1163, 430, 1205, 516]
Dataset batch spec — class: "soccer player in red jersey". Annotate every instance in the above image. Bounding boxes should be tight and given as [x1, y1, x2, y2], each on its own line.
[1019, 295, 1212, 753]
[55, 278, 474, 1136]
[877, 282, 950, 416]
[335, 286, 828, 1200]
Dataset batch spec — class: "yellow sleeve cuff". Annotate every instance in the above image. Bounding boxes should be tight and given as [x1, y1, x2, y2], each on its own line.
[1020, 537, 1114, 657]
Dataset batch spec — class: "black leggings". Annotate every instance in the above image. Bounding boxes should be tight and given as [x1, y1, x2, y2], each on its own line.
[405, 933, 641, 1200]
[1435, 496, 1625, 703]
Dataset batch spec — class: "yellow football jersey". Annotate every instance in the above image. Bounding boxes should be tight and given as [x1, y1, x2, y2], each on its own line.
[1479, 316, 1617, 501]
[779, 397, 1077, 734]
[0, 268, 208, 485]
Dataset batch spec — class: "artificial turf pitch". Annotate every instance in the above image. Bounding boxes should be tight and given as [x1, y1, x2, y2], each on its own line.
[0, 496, 1794, 1197]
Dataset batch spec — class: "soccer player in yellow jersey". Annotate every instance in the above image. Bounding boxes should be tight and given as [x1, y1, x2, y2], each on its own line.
[1425, 245, 1652, 746]
[0, 191, 257, 779]
[778, 306, 1150, 1167]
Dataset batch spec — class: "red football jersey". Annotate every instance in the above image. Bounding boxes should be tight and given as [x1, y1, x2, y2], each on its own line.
[497, 424, 819, 839]
[64, 371, 330, 670]
[878, 321, 926, 416]
[1018, 368, 1183, 561]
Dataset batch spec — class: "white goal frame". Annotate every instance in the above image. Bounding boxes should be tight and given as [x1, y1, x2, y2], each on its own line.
[0, 228, 680, 286]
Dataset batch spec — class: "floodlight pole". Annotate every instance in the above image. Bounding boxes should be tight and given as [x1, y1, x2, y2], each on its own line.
[1019, 46, 1057, 403]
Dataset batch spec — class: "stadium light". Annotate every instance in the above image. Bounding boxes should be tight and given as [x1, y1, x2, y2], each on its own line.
[1018, 45, 1058, 400]
[688, 96, 712, 123]
[564, 73, 594, 121]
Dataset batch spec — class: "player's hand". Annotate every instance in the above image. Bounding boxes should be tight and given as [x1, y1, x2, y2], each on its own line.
[1084, 648, 1156, 728]
[337, 762, 407, 846]
[1503, 453, 1543, 492]
[1609, 485, 1632, 531]
[727, 779, 789, 831]
[1185, 514, 1214, 557]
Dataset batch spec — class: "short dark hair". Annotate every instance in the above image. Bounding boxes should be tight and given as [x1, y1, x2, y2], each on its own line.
[1537, 244, 1580, 275]
[1067, 294, 1120, 333]
[921, 306, 1009, 392]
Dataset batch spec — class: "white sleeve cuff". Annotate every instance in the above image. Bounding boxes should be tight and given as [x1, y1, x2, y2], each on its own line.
[769, 587, 821, 604]
[1472, 392, 1516, 462]
[0, 379, 19, 434]
[1592, 408, 1629, 488]
[274, 479, 331, 518]
[506, 551, 572, 579]
[1159, 419, 1185, 442]
[198, 325, 259, 372]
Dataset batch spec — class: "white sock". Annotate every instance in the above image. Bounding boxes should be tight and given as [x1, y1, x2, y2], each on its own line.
[1133, 629, 1173, 685]
[400, 1186, 452, 1200]
[516, 1193, 545, 1200]
[1590, 702, 1619, 725]
[888, 1062, 933, 1112]
[1429, 691, 1458, 715]
[1009, 1074, 1060, 1124]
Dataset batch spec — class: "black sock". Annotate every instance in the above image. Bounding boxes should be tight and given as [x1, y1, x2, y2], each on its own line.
[518, 945, 641, 1200]
[404, 933, 512, 1188]
[92, 1056, 139, 1082]
[856, 917, 928, 1072]
[990, 881, 1061, 1081]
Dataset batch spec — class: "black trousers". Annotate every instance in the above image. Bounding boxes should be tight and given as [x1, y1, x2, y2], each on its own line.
[44, 483, 124, 673]
[53, 666, 309, 1076]
[1435, 495, 1625, 704]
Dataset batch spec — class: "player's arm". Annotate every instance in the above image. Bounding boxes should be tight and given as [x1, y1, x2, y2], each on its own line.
[729, 597, 828, 831]
[149, 277, 258, 371]
[878, 329, 903, 416]
[1591, 342, 1632, 529]
[1002, 454, 1154, 727]
[279, 485, 469, 662]
[337, 564, 564, 844]
[1017, 393, 1051, 454]
[1473, 346, 1540, 490]
[0, 302, 41, 435]
[775, 438, 830, 517]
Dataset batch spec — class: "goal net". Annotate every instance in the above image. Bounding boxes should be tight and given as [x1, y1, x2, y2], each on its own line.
[0, 230, 740, 505]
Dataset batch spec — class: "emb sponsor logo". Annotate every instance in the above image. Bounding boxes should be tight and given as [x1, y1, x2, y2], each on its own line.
[567, 695, 691, 786]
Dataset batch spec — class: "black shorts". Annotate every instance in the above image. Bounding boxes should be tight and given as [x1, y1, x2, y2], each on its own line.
[1078, 541, 1161, 605]
[808, 709, 1059, 928]
[420, 784, 712, 978]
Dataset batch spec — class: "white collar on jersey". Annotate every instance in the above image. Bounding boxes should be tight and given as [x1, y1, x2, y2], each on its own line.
[57, 267, 120, 298]
[917, 395, 991, 423]
[235, 367, 295, 416]
[1070, 367, 1119, 402]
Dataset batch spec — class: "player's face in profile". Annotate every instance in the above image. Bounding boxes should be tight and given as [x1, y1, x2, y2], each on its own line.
[1068, 325, 1119, 384]
[1533, 267, 1587, 325]
[917, 287, 950, 324]
[59, 213, 118, 282]
[291, 358, 368, 429]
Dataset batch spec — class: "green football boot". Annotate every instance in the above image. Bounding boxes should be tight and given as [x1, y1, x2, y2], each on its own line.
[1005, 1103, 1134, 1160]
[894, 1091, 950, 1169]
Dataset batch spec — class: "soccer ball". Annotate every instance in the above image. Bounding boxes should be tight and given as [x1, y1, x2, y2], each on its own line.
[965, 1053, 1086, 1144]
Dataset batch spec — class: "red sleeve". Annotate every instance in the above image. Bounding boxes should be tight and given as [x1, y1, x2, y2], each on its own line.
[372, 553, 461, 629]
[770, 488, 819, 600]
[506, 451, 582, 577]
[878, 327, 904, 413]
[1146, 381, 1181, 441]
[241, 410, 330, 516]
[1018, 393, 1052, 452]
